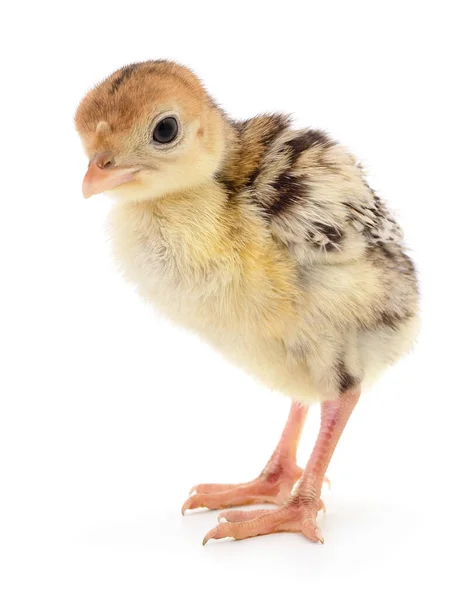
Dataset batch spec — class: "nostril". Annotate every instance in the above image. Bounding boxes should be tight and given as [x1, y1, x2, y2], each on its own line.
[93, 152, 115, 169]
[101, 157, 114, 169]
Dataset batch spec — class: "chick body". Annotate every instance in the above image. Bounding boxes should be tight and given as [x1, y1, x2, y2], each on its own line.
[77, 61, 419, 404]
[107, 129, 418, 403]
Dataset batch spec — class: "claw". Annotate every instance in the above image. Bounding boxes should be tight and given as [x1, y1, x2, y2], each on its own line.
[314, 525, 325, 544]
[181, 497, 193, 515]
[202, 527, 218, 546]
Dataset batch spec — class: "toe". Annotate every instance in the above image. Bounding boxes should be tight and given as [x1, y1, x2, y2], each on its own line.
[203, 515, 279, 544]
[182, 493, 219, 514]
[182, 489, 260, 514]
[181, 493, 219, 514]
[189, 483, 239, 495]
[218, 508, 272, 523]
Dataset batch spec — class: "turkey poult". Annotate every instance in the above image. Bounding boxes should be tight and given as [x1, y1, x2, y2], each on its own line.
[75, 60, 419, 545]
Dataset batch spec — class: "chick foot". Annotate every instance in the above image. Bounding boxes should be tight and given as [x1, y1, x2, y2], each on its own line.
[202, 388, 360, 545]
[182, 463, 304, 513]
[182, 401, 309, 514]
[203, 495, 326, 544]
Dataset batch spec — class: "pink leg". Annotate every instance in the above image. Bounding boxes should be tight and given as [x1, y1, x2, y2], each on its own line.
[182, 401, 309, 513]
[203, 388, 360, 544]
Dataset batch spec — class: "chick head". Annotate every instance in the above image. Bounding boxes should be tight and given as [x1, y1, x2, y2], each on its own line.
[75, 61, 225, 201]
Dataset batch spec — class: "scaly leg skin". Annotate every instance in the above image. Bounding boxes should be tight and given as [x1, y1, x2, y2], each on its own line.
[182, 401, 310, 514]
[203, 387, 360, 544]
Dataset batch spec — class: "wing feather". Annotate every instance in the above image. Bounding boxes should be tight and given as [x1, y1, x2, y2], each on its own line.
[249, 127, 403, 264]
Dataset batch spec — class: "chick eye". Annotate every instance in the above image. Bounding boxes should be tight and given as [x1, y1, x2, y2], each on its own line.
[152, 117, 178, 144]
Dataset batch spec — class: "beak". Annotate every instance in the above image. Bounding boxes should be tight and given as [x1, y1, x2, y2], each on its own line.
[82, 152, 138, 198]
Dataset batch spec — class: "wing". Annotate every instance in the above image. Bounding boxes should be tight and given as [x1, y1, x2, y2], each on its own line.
[249, 127, 404, 265]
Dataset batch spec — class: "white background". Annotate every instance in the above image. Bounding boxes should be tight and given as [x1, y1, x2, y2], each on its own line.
[1, 1, 473, 598]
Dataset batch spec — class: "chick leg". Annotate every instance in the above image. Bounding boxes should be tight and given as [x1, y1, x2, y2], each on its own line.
[203, 387, 360, 544]
[182, 401, 310, 514]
